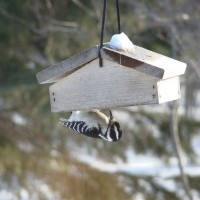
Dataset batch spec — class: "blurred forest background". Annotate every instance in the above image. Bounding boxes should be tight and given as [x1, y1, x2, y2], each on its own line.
[0, 0, 200, 199]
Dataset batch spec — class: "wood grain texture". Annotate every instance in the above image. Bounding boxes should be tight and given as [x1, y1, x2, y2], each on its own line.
[36, 45, 99, 84]
[36, 44, 187, 85]
[157, 76, 181, 103]
[49, 59, 160, 112]
[102, 45, 187, 79]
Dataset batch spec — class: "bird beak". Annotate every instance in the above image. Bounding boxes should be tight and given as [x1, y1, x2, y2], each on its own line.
[109, 109, 113, 120]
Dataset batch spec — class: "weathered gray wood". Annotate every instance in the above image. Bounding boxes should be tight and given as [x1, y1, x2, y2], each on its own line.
[36, 44, 187, 85]
[102, 45, 187, 79]
[49, 59, 182, 112]
[36, 45, 99, 84]
[49, 59, 160, 112]
[157, 76, 180, 103]
[36, 42, 186, 111]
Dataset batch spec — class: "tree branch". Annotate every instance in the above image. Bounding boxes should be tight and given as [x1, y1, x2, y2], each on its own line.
[45, 0, 55, 17]
[169, 22, 193, 200]
[0, 6, 78, 34]
[71, 0, 95, 17]
[170, 101, 193, 200]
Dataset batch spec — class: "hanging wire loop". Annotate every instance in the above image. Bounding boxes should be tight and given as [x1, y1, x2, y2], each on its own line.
[99, 0, 107, 67]
[116, 0, 121, 34]
[99, 0, 121, 67]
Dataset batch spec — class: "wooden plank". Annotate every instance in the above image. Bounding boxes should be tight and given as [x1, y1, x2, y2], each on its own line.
[101, 45, 187, 79]
[157, 76, 181, 103]
[36, 45, 99, 84]
[101, 47, 164, 79]
[49, 59, 160, 112]
[36, 44, 186, 85]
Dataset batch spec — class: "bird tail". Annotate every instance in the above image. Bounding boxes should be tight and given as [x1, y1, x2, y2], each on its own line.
[59, 118, 70, 126]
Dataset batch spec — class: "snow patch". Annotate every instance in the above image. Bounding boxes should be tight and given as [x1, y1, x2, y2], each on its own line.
[11, 113, 27, 126]
[134, 192, 145, 200]
[71, 149, 200, 200]
[109, 32, 135, 53]
[154, 178, 177, 192]
[20, 188, 29, 200]
[0, 190, 18, 200]
[17, 141, 34, 152]
[191, 135, 200, 159]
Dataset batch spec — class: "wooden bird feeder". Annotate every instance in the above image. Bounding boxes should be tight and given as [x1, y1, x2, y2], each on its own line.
[36, 44, 187, 112]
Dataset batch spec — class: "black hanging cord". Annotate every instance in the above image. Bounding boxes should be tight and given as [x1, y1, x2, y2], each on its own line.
[99, 0, 107, 67]
[99, 0, 121, 67]
[116, 0, 121, 34]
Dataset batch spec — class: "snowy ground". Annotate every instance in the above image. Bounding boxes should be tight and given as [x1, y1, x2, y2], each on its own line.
[6, 95, 200, 200]
[71, 146, 200, 178]
[69, 105, 200, 199]
[71, 146, 200, 200]
[0, 175, 61, 200]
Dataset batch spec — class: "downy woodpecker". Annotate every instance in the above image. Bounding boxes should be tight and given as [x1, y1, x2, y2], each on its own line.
[59, 110, 122, 142]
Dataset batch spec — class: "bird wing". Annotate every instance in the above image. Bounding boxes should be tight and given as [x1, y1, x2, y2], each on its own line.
[60, 118, 101, 139]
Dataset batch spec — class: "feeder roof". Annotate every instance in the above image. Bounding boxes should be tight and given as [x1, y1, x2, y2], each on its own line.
[36, 44, 187, 84]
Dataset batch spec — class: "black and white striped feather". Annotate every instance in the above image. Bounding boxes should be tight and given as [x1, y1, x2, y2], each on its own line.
[59, 110, 122, 142]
